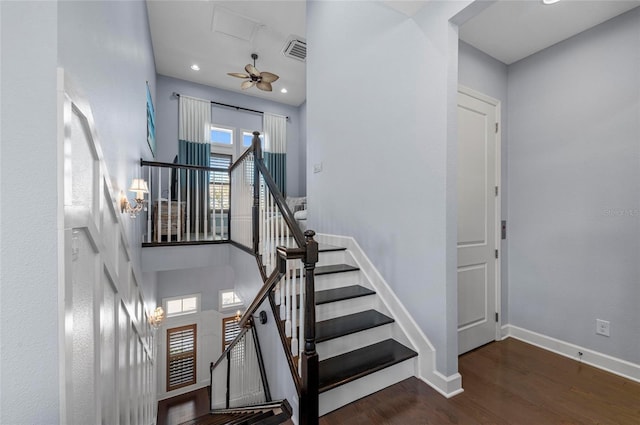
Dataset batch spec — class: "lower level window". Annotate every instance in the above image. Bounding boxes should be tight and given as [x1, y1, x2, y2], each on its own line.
[167, 324, 197, 391]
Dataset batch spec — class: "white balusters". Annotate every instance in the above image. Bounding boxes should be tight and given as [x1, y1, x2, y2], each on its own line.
[298, 261, 305, 376]
[291, 260, 298, 358]
[146, 166, 152, 243]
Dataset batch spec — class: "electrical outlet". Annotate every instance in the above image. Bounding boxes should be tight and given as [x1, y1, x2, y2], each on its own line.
[596, 319, 610, 337]
[313, 162, 323, 173]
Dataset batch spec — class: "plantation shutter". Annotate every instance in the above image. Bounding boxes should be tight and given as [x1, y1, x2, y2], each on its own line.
[209, 154, 231, 211]
[223, 317, 241, 351]
[166, 324, 197, 391]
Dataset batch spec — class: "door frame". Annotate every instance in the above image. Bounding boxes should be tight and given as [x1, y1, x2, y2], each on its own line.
[457, 84, 502, 345]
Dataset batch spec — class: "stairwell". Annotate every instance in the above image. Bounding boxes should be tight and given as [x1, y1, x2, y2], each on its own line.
[273, 243, 418, 416]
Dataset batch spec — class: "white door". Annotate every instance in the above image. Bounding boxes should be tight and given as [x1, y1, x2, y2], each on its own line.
[457, 87, 500, 355]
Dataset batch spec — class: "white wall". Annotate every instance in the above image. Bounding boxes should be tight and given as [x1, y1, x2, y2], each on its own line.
[507, 8, 640, 364]
[156, 309, 223, 401]
[155, 75, 307, 196]
[58, 0, 157, 286]
[458, 40, 510, 322]
[307, 0, 470, 377]
[1, 1, 158, 422]
[0, 2, 60, 423]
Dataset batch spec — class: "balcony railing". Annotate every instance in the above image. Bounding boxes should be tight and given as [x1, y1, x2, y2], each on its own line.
[140, 160, 230, 245]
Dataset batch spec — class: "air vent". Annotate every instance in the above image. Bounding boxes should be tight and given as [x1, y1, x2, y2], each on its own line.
[282, 37, 306, 62]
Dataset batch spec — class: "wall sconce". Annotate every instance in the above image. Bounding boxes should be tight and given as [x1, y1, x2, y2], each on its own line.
[148, 306, 165, 330]
[121, 178, 148, 218]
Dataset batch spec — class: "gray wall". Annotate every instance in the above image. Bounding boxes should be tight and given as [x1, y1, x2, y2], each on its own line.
[58, 0, 158, 302]
[458, 40, 510, 323]
[307, 0, 470, 377]
[507, 8, 640, 364]
[156, 75, 307, 196]
[1, 2, 60, 422]
[1, 0, 157, 422]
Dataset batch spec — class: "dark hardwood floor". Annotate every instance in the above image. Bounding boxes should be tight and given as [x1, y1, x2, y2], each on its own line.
[320, 338, 640, 425]
[157, 387, 211, 425]
[157, 338, 640, 425]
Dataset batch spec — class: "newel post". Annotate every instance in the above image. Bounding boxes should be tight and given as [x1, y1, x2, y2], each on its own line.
[300, 230, 319, 425]
[252, 131, 261, 254]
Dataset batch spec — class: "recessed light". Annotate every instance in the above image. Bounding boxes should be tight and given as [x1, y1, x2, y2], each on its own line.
[280, 88, 288, 94]
[190, 64, 200, 71]
[542, 0, 561, 4]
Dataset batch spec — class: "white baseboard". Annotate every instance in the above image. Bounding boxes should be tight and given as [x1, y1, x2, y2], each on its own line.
[503, 324, 640, 383]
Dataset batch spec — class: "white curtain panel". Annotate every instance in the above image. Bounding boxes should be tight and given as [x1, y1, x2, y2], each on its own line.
[179, 95, 211, 143]
[263, 113, 287, 154]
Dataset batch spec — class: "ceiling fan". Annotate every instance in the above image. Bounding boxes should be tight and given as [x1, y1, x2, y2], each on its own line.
[227, 53, 279, 92]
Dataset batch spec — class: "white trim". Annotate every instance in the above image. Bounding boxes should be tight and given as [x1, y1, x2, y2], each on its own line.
[503, 324, 640, 383]
[457, 84, 503, 345]
[315, 233, 463, 397]
[219, 288, 244, 312]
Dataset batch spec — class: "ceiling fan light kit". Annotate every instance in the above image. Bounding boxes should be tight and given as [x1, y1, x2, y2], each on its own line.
[227, 53, 279, 92]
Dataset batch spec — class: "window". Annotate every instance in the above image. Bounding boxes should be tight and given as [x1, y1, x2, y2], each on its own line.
[209, 154, 231, 212]
[219, 289, 243, 311]
[222, 316, 241, 352]
[164, 294, 200, 318]
[166, 324, 197, 391]
[210, 126, 233, 146]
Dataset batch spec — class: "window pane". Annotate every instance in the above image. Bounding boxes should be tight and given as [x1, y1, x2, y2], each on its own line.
[182, 297, 197, 312]
[221, 291, 235, 305]
[211, 128, 232, 144]
[243, 132, 263, 147]
[167, 299, 182, 315]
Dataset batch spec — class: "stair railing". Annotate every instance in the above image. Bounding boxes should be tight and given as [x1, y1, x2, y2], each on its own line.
[212, 132, 319, 425]
[140, 159, 230, 245]
[210, 316, 271, 409]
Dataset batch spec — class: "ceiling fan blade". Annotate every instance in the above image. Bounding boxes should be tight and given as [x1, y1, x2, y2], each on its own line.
[245, 64, 260, 78]
[256, 81, 273, 92]
[259, 72, 279, 83]
[228, 72, 250, 79]
[241, 80, 256, 90]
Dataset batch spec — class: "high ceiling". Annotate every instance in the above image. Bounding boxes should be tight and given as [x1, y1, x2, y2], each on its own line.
[146, 1, 640, 108]
[146, 1, 306, 106]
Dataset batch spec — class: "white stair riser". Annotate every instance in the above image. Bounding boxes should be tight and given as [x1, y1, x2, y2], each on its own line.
[319, 358, 416, 416]
[316, 323, 395, 360]
[316, 250, 350, 267]
[315, 295, 376, 322]
[314, 271, 362, 291]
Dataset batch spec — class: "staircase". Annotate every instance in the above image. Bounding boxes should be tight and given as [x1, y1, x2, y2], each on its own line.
[274, 243, 418, 416]
[182, 400, 292, 425]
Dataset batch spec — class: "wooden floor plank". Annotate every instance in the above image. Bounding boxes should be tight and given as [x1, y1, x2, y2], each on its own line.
[320, 338, 640, 425]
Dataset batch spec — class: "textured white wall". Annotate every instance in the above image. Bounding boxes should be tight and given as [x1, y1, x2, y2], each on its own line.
[507, 8, 640, 364]
[58, 0, 157, 287]
[0, 2, 60, 423]
[307, 0, 470, 376]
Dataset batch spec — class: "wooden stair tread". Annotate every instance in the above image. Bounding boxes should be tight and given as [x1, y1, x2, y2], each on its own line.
[314, 264, 359, 276]
[319, 339, 417, 393]
[318, 243, 346, 252]
[315, 285, 375, 305]
[316, 310, 393, 342]
[180, 410, 273, 425]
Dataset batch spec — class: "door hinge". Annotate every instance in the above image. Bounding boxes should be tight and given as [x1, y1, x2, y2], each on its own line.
[495, 122, 499, 133]
[495, 249, 499, 259]
[495, 186, 499, 196]
[495, 312, 499, 322]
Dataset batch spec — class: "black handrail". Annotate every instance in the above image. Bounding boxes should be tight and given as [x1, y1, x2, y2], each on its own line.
[140, 158, 228, 173]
